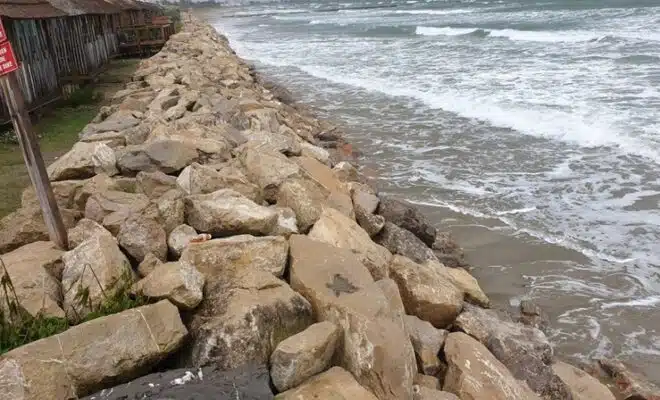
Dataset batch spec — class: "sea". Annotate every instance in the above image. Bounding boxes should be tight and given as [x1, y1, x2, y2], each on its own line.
[202, 0, 660, 381]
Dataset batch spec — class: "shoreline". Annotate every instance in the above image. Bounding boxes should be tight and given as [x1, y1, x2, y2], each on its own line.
[0, 13, 655, 399]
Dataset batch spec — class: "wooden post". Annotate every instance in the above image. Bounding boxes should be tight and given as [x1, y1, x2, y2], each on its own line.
[0, 55, 69, 250]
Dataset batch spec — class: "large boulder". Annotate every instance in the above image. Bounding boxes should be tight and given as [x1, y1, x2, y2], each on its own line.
[270, 321, 341, 392]
[83, 190, 150, 225]
[61, 235, 134, 321]
[443, 332, 541, 400]
[67, 218, 115, 249]
[426, 261, 490, 308]
[135, 170, 177, 199]
[289, 235, 416, 400]
[552, 361, 615, 400]
[0, 241, 64, 319]
[454, 304, 569, 400]
[413, 386, 460, 400]
[47, 142, 117, 181]
[184, 189, 278, 236]
[375, 222, 438, 264]
[269, 206, 299, 237]
[294, 156, 354, 218]
[239, 143, 300, 202]
[177, 162, 261, 202]
[0, 300, 187, 400]
[308, 207, 392, 280]
[274, 367, 378, 400]
[244, 130, 302, 156]
[117, 214, 168, 262]
[404, 315, 448, 377]
[167, 224, 198, 259]
[377, 196, 436, 247]
[0, 207, 80, 254]
[432, 232, 467, 268]
[276, 177, 330, 232]
[597, 359, 660, 400]
[21, 179, 84, 210]
[355, 204, 385, 237]
[132, 261, 205, 310]
[388, 256, 463, 328]
[116, 140, 199, 176]
[180, 235, 288, 278]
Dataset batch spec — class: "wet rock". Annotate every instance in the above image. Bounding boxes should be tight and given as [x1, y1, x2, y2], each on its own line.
[552, 361, 616, 400]
[0, 241, 64, 319]
[61, 235, 134, 321]
[274, 367, 378, 400]
[375, 222, 438, 264]
[239, 143, 300, 202]
[47, 142, 116, 181]
[136, 170, 177, 199]
[117, 214, 168, 263]
[289, 235, 416, 400]
[308, 207, 392, 280]
[132, 261, 205, 310]
[0, 300, 187, 400]
[518, 299, 550, 332]
[185, 189, 278, 236]
[138, 252, 163, 278]
[168, 224, 198, 259]
[388, 255, 463, 328]
[81, 364, 273, 400]
[413, 386, 460, 400]
[177, 162, 261, 202]
[597, 359, 660, 400]
[276, 177, 329, 232]
[270, 321, 341, 392]
[67, 218, 115, 250]
[269, 206, 299, 237]
[377, 196, 436, 247]
[444, 332, 541, 400]
[0, 206, 80, 254]
[404, 315, 448, 376]
[431, 232, 467, 268]
[180, 235, 289, 278]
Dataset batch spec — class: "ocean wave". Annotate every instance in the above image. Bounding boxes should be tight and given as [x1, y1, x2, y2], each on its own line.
[415, 26, 483, 36]
[415, 26, 603, 42]
[393, 9, 475, 15]
[615, 54, 660, 65]
[228, 9, 308, 17]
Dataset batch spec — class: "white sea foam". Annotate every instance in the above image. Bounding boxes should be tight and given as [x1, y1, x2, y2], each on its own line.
[415, 26, 480, 36]
[394, 9, 474, 15]
[601, 296, 660, 310]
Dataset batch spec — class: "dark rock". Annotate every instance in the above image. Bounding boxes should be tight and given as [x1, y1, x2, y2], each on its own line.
[375, 222, 438, 264]
[597, 359, 660, 400]
[377, 196, 436, 247]
[431, 232, 467, 268]
[518, 299, 550, 332]
[81, 364, 274, 400]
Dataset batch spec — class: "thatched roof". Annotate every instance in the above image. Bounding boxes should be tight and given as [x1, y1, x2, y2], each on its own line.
[0, 0, 67, 18]
[47, 0, 120, 15]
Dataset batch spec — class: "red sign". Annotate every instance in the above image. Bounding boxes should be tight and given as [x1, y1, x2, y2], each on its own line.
[0, 19, 6, 43]
[0, 41, 18, 76]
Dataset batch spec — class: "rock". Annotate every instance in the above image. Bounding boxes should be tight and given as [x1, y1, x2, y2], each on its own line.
[184, 189, 278, 236]
[136, 170, 177, 199]
[376, 278, 406, 319]
[375, 222, 438, 264]
[269, 206, 299, 237]
[388, 256, 463, 328]
[443, 332, 541, 400]
[183, 256, 313, 369]
[61, 235, 134, 321]
[326, 190, 355, 219]
[81, 364, 273, 400]
[413, 386, 460, 400]
[80, 131, 126, 148]
[239, 143, 300, 202]
[0, 300, 187, 399]
[270, 321, 341, 392]
[333, 161, 359, 182]
[180, 235, 289, 278]
[308, 207, 392, 280]
[597, 359, 660, 400]
[176, 162, 261, 202]
[168, 224, 198, 259]
[274, 367, 378, 400]
[552, 361, 615, 400]
[137, 252, 163, 278]
[518, 299, 549, 332]
[355, 204, 385, 237]
[91, 142, 119, 176]
[289, 235, 416, 400]
[80, 111, 141, 138]
[404, 315, 448, 376]
[426, 261, 490, 308]
[0, 242, 64, 319]
[294, 156, 347, 194]
[244, 130, 301, 156]
[84, 190, 150, 224]
[67, 218, 115, 249]
[155, 189, 185, 234]
[300, 141, 330, 165]
[414, 374, 442, 390]
[21, 179, 84, 210]
[454, 304, 568, 399]
[276, 176, 329, 232]
[117, 140, 199, 175]
[73, 174, 120, 210]
[352, 188, 379, 215]
[117, 214, 168, 263]
[0, 207, 80, 254]
[431, 232, 467, 268]
[47, 142, 112, 181]
[132, 261, 205, 310]
[377, 196, 436, 247]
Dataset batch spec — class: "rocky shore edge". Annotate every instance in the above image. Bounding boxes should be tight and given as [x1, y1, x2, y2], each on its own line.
[0, 14, 657, 400]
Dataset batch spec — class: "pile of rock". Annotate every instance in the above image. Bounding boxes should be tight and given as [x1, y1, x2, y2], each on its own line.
[0, 15, 637, 400]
